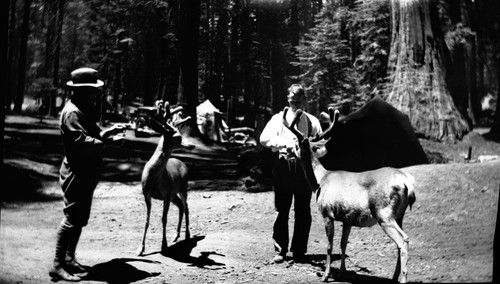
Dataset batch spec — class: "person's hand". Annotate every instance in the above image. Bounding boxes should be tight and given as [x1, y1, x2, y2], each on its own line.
[101, 123, 127, 145]
[282, 139, 297, 154]
[107, 123, 127, 136]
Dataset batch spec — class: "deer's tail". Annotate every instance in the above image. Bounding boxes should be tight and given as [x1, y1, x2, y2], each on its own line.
[403, 172, 416, 210]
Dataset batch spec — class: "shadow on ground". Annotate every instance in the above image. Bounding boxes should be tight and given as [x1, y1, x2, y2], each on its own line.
[1, 164, 61, 202]
[303, 253, 403, 284]
[83, 258, 161, 284]
[144, 235, 226, 269]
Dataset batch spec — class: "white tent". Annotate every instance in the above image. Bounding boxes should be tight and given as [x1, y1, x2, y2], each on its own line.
[196, 99, 229, 141]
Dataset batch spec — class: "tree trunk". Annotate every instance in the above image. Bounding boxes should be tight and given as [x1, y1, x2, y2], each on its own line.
[487, 52, 500, 141]
[1, 0, 9, 165]
[53, 0, 65, 88]
[386, 0, 470, 142]
[446, 0, 478, 126]
[288, 0, 300, 79]
[290, 0, 299, 46]
[44, 0, 57, 79]
[178, 0, 201, 136]
[14, 0, 32, 113]
[241, 4, 255, 127]
[6, 0, 16, 110]
[224, 0, 241, 127]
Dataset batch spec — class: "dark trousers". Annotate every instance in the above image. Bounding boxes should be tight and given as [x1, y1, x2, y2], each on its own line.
[272, 157, 312, 255]
[60, 161, 100, 227]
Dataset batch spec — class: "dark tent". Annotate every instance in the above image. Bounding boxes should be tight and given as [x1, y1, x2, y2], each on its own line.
[319, 95, 429, 172]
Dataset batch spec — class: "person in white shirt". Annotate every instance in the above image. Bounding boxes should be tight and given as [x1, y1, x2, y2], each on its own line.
[259, 84, 322, 263]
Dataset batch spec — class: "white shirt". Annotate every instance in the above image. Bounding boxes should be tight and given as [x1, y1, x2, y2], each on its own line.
[260, 109, 322, 158]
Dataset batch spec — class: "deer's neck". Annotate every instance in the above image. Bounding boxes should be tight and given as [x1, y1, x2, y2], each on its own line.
[300, 150, 328, 194]
[310, 154, 328, 187]
[146, 136, 174, 175]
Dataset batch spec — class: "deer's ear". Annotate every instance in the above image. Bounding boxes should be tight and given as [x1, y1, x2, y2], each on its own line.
[311, 139, 329, 157]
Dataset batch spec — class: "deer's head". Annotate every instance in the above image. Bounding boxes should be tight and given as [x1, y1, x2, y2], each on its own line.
[282, 107, 339, 160]
[149, 100, 193, 149]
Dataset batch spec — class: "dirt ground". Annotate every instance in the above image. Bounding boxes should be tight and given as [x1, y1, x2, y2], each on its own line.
[2, 114, 500, 284]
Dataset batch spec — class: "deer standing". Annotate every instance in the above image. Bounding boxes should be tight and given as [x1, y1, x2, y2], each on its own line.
[136, 100, 192, 256]
[282, 107, 416, 283]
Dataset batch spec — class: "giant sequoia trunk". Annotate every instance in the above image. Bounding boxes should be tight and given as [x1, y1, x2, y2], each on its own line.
[386, 0, 470, 142]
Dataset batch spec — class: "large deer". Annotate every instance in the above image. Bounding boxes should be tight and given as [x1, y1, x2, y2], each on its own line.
[282, 107, 416, 283]
[136, 100, 192, 256]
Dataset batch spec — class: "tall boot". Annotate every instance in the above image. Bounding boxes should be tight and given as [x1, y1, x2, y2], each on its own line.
[49, 219, 81, 282]
[65, 225, 88, 276]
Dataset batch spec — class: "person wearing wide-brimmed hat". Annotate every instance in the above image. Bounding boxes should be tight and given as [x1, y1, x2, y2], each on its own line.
[49, 67, 126, 282]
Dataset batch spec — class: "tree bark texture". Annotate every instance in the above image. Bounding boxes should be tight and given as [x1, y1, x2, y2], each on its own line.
[53, 0, 65, 88]
[386, 0, 470, 142]
[446, 0, 479, 125]
[14, 0, 32, 113]
[44, 0, 57, 79]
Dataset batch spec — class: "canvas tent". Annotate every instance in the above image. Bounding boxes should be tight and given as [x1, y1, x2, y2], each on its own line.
[319, 95, 429, 172]
[197, 99, 229, 142]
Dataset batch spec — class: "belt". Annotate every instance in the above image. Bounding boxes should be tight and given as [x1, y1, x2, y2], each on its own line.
[279, 155, 298, 173]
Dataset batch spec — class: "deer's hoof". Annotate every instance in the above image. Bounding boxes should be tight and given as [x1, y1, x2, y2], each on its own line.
[321, 274, 329, 282]
[136, 247, 145, 256]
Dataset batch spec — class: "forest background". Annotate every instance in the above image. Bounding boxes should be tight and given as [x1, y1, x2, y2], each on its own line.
[2, 0, 500, 145]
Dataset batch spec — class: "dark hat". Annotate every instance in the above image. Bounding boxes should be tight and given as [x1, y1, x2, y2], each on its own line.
[66, 67, 104, 88]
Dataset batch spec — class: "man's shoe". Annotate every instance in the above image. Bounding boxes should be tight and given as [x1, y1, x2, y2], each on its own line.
[65, 259, 88, 275]
[49, 266, 81, 282]
[273, 254, 285, 263]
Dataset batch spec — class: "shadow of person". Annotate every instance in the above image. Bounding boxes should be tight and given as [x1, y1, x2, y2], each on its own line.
[83, 258, 161, 283]
[161, 235, 226, 269]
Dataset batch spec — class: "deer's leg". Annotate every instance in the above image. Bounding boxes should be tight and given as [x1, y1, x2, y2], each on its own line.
[180, 189, 190, 239]
[322, 217, 335, 282]
[161, 199, 171, 254]
[393, 217, 409, 282]
[340, 223, 352, 274]
[392, 217, 403, 281]
[379, 219, 409, 283]
[136, 195, 152, 256]
[171, 195, 183, 242]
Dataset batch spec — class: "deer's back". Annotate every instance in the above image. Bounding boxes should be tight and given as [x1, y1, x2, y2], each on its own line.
[318, 167, 412, 227]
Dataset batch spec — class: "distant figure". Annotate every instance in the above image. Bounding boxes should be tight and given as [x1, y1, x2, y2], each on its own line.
[49, 68, 125, 281]
[259, 84, 322, 263]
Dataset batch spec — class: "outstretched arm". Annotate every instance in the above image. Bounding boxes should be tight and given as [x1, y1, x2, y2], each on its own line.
[100, 123, 127, 141]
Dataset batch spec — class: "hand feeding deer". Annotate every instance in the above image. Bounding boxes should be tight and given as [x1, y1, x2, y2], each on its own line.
[136, 100, 192, 256]
[282, 107, 416, 283]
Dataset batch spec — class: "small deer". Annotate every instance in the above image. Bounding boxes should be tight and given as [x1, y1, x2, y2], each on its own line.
[136, 100, 192, 256]
[282, 107, 416, 283]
